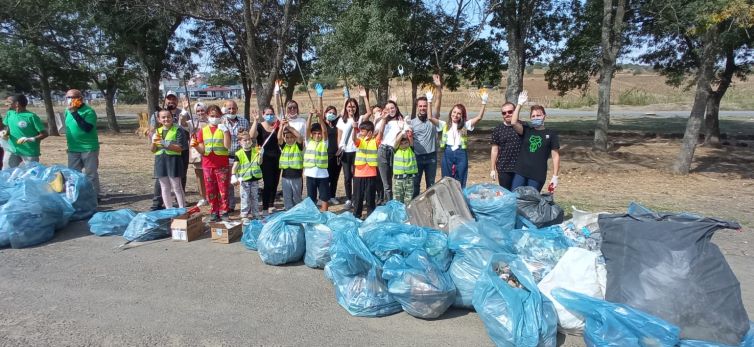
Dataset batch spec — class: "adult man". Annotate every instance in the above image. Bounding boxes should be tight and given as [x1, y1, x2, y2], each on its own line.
[65, 89, 101, 197]
[409, 96, 439, 198]
[149, 91, 190, 210]
[510, 91, 560, 192]
[490, 101, 523, 190]
[2, 95, 48, 167]
[223, 100, 249, 212]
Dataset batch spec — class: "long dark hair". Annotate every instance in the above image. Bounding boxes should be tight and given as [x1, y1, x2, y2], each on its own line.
[324, 105, 338, 127]
[385, 100, 404, 121]
[344, 98, 359, 121]
[447, 103, 467, 133]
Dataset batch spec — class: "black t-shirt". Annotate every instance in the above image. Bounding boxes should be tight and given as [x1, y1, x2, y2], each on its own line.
[257, 123, 281, 157]
[490, 123, 523, 173]
[279, 142, 304, 178]
[513, 125, 560, 183]
[325, 118, 339, 155]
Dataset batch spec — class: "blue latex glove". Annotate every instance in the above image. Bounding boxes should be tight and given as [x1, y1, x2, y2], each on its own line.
[315, 83, 324, 97]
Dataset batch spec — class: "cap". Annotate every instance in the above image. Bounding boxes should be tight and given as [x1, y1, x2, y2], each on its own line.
[194, 102, 206, 112]
[166, 90, 178, 98]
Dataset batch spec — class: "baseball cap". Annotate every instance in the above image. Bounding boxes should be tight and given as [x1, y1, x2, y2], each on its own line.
[166, 90, 178, 98]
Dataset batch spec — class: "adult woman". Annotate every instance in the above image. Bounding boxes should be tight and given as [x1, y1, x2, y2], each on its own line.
[321, 105, 341, 205]
[188, 102, 209, 205]
[376, 100, 407, 202]
[336, 86, 371, 209]
[509, 91, 560, 192]
[439, 92, 488, 188]
[252, 107, 282, 214]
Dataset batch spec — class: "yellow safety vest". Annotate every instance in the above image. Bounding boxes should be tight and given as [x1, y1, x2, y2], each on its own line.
[303, 140, 328, 169]
[202, 125, 228, 156]
[279, 143, 303, 169]
[440, 123, 467, 150]
[393, 147, 418, 175]
[155, 125, 180, 156]
[235, 148, 262, 180]
[355, 137, 378, 167]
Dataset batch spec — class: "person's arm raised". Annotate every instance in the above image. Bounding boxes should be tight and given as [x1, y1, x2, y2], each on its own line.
[468, 89, 488, 128]
[432, 74, 442, 118]
[511, 90, 528, 135]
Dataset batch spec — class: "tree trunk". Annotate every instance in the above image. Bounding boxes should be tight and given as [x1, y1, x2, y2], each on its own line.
[104, 83, 120, 132]
[145, 70, 161, 116]
[703, 93, 722, 147]
[39, 69, 59, 136]
[410, 79, 418, 118]
[505, 29, 525, 103]
[242, 79, 252, 119]
[673, 29, 718, 175]
[593, 0, 626, 152]
[377, 74, 389, 106]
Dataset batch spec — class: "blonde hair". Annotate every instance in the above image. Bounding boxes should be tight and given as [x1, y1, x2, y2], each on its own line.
[237, 130, 253, 142]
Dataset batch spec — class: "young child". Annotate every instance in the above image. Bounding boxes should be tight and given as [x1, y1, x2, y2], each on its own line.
[392, 130, 417, 205]
[231, 131, 262, 220]
[193, 105, 231, 221]
[351, 120, 380, 219]
[277, 119, 304, 210]
[152, 110, 187, 209]
[304, 112, 330, 212]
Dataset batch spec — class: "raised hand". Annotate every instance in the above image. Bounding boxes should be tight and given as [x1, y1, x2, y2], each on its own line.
[181, 96, 190, 110]
[343, 85, 350, 99]
[425, 90, 434, 103]
[432, 74, 442, 87]
[274, 80, 281, 96]
[517, 90, 529, 106]
[357, 85, 367, 98]
[315, 83, 324, 97]
[479, 87, 489, 105]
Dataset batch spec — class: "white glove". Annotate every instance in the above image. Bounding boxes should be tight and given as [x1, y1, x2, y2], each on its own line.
[480, 90, 489, 105]
[273, 82, 280, 96]
[160, 140, 170, 148]
[218, 124, 229, 132]
[230, 175, 239, 185]
[425, 91, 434, 103]
[18, 137, 35, 144]
[490, 170, 497, 180]
[550, 175, 558, 188]
[517, 90, 529, 106]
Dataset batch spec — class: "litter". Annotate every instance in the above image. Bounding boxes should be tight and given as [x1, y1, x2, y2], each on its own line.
[122, 208, 187, 242]
[464, 183, 517, 232]
[242, 219, 264, 251]
[0, 180, 75, 249]
[304, 223, 333, 268]
[257, 199, 322, 265]
[406, 177, 473, 232]
[362, 200, 408, 226]
[88, 209, 137, 236]
[513, 186, 564, 228]
[382, 250, 456, 319]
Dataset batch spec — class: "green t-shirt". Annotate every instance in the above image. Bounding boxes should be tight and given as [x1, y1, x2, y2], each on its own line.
[65, 103, 99, 152]
[3, 109, 45, 156]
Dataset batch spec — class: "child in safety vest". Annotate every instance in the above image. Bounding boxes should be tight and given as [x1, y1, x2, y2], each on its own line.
[304, 112, 330, 212]
[277, 119, 304, 210]
[192, 104, 232, 222]
[351, 120, 380, 219]
[231, 130, 262, 220]
[152, 110, 187, 209]
[392, 130, 417, 205]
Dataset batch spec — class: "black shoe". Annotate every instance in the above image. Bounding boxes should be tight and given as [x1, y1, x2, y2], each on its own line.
[149, 206, 164, 211]
[209, 214, 221, 222]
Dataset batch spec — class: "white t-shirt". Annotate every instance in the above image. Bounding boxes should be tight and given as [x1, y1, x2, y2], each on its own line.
[336, 117, 358, 152]
[287, 117, 308, 141]
[438, 120, 475, 150]
[303, 138, 329, 178]
[381, 119, 410, 148]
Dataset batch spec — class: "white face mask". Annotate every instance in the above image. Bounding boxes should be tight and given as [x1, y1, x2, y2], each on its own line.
[242, 143, 252, 150]
[226, 114, 237, 120]
[66, 98, 73, 106]
[208, 117, 220, 125]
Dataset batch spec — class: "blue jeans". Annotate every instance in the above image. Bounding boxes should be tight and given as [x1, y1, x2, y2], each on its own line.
[412, 152, 437, 198]
[511, 174, 544, 192]
[441, 147, 468, 188]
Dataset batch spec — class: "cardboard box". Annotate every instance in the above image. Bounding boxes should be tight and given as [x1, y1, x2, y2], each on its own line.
[209, 222, 243, 244]
[171, 212, 206, 242]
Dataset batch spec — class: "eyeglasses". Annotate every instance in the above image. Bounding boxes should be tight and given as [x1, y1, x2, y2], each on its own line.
[287, 106, 298, 109]
[502, 110, 514, 115]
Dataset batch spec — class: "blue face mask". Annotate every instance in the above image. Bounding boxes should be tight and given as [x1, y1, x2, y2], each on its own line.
[530, 118, 544, 127]
[326, 113, 337, 121]
[264, 114, 275, 123]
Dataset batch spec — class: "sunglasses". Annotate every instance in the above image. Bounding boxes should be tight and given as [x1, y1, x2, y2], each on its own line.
[502, 110, 514, 115]
[287, 106, 298, 109]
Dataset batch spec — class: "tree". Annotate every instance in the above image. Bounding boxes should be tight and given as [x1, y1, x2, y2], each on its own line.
[490, 0, 571, 103]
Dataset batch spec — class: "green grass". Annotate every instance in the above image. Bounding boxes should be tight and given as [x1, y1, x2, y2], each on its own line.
[551, 94, 597, 108]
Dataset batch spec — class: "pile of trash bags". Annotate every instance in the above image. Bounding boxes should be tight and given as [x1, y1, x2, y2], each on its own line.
[88, 209, 137, 236]
[0, 163, 97, 248]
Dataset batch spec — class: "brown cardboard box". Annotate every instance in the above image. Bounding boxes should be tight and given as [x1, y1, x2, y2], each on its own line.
[209, 222, 243, 244]
[171, 212, 206, 242]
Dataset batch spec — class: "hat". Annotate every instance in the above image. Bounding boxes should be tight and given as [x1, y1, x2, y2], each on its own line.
[165, 90, 178, 98]
[194, 102, 206, 112]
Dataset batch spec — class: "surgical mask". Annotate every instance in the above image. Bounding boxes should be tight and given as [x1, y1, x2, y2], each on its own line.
[208, 117, 220, 125]
[326, 112, 337, 121]
[530, 118, 544, 127]
[264, 114, 275, 123]
[242, 143, 253, 150]
[66, 98, 73, 106]
[226, 113, 237, 120]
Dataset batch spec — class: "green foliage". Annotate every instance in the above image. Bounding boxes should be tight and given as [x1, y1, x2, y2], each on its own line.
[206, 71, 240, 86]
[551, 94, 597, 108]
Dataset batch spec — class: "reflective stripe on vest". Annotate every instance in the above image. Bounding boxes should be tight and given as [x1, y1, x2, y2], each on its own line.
[155, 125, 180, 156]
[440, 123, 467, 150]
[279, 144, 303, 169]
[202, 126, 228, 156]
[303, 140, 328, 169]
[355, 138, 378, 167]
[235, 148, 262, 180]
[393, 147, 418, 175]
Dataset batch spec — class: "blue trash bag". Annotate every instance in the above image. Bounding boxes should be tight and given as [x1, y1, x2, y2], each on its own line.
[242, 219, 265, 251]
[424, 229, 452, 271]
[382, 250, 456, 319]
[304, 223, 333, 268]
[88, 209, 138, 236]
[552, 288, 680, 347]
[502, 222, 571, 283]
[464, 184, 517, 231]
[257, 199, 322, 265]
[472, 253, 558, 347]
[362, 200, 408, 226]
[42, 165, 98, 221]
[123, 208, 187, 242]
[326, 212, 362, 234]
[448, 219, 512, 308]
[679, 322, 754, 347]
[0, 181, 75, 249]
[361, 222, 451, 271]
[324, 227, 402, 317]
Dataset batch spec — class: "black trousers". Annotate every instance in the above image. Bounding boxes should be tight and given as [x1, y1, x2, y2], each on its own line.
[352, 176, 377, 219]
[327, 154, 342, 200]
[340, 152, 356, 201]
[261, 155, 281, 210]
[497, 171, 515, 191]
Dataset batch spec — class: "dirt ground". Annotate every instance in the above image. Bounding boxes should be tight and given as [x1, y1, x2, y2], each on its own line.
[0, 130, 752, 346]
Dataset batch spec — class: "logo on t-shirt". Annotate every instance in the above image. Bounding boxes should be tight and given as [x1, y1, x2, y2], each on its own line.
[17, 120, 28, 129]
[529, 135, 542, 152]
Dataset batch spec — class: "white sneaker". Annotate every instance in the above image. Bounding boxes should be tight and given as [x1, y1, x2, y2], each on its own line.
[197, 199, 207, 207]
[344, 200, 352, 209]
[328, 198, 339, 205]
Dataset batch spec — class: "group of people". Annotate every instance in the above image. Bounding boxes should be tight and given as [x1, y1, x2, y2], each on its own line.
[0, 80, 560, 223]
[2, 90, 102, 199]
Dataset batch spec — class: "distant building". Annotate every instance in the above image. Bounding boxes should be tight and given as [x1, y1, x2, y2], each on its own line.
[185, 84, 245, 100]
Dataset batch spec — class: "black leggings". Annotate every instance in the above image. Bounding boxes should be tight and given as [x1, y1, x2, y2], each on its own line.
[261, 155, 281, 209]
[340, 152, 356, 200]
[327, 154, 342, 199]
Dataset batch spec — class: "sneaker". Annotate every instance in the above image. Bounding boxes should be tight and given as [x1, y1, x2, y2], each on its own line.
[221, 212, 230, 221]
[197, 199, 207, 207]
[209, 214, 221, 222]
[328, 198, 339, 205]
[316, 200, 323, 207]
[344, 200, 352, 209]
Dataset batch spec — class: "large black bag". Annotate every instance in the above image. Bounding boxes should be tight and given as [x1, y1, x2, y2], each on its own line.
[513, 186, 564, 228]
[600, 203, 748, 345]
